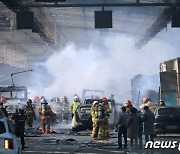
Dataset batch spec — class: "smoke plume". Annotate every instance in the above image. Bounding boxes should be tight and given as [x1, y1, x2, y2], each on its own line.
[28, 26, 180, 103]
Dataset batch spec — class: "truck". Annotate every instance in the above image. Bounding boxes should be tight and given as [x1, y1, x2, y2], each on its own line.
[0, 85, 28, 102]
[159, 57, 180, 106]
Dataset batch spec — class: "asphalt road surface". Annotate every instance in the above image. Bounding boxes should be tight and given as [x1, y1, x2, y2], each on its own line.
[22, 127, 180, 154]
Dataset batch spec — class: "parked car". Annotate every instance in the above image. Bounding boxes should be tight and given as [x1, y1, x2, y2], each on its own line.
[0, 116, 22, 154]
[154, 106, 180, 134]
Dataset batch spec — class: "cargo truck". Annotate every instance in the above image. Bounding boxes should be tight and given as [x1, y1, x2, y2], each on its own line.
[159, 57, 180, 106]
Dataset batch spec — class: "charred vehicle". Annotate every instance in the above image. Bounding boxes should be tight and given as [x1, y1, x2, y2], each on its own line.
[155, 106, 180, 134]
[0, 85, 28, 116]
[72, 89, 118, 131]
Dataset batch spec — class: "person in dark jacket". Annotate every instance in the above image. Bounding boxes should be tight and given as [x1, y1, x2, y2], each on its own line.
[142, 106, 155, 143]
[117, 106, 129, 149]
[137, 111, 143, 148]
[13, 105, 27, 150]
[126, 107, 141, 148]
[0, 102, 8, 117]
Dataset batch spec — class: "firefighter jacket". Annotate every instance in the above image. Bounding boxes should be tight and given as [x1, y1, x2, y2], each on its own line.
[91, 105, 98, 123]
[26, 105, 36, 119]
[13, 111, 27, 131]
[103, 104, 112, 120]
[38, 104, 52, 119]
[70, 101, 80, 114]
[139, 100, 157, 113]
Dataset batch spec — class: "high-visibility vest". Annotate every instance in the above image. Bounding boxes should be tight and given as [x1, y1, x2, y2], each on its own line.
[71, 101, 80, 114]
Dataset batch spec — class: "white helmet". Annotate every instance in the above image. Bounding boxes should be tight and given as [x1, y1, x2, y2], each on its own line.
[93, 101, 99, 106]
[74, 96, 79, 101]
[19, 105, 25, 111]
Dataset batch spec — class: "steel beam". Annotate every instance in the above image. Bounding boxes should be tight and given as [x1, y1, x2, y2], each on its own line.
[22, 2, 179, 7]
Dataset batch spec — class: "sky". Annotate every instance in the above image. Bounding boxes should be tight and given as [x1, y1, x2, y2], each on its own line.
[28, 24, 180, 104]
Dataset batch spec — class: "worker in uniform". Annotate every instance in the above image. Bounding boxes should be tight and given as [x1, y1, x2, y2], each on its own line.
[102, 97, 112, 138]
[0, 96, 6, 104]
[139, 97, 157, 113]
[61, 96, 70, 122]
[70, 95, 81, 118]
[25, 99, 36, 128]
[38, 98, 53, 134]
[125, 100, 133, 114]
[0, 101, 8, 117]
[91, 101, 105, 139]
[13, 105, 27, 150]
[55, 97, 60, 104]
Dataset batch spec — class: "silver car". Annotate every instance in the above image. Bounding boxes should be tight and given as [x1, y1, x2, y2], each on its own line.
[0, 116, 22, 154]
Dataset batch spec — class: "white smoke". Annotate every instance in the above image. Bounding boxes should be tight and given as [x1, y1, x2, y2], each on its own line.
[28, 26, 180, 104]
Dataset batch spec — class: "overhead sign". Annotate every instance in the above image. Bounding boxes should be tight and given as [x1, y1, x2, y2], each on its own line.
[94, 11, 112, 28]
[35, 0, 65, 2]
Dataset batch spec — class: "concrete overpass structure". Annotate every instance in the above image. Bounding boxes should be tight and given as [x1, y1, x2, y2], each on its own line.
[0, 0, 177, 68]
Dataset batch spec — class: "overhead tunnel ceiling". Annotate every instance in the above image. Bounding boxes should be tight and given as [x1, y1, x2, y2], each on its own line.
[0, 0, 173, 68]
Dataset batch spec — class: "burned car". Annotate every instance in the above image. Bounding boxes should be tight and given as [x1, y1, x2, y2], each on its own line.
[154, 106, 180, 134]
[0, 85, 28, 119]
[72, 98, 118, 131]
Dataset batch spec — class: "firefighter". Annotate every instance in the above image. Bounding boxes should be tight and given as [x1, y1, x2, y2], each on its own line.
[62, 96, 69, 105]
[61, 96, 70, 122]
[13, 105, 27, 150]
[25, 99, 36, 128]
[125, 100, 133, 114]
[139, 97, 157, 113]
[55, 97, 60, 103]
[0, 96, 6, 103]
[33, 96, 40, 107]
[91, 101, 105, 139]
[0, 101, 8, 117]
[38, 98, 53, 134]
[102, 97, 112, 138]
[70, 95, 81, 118]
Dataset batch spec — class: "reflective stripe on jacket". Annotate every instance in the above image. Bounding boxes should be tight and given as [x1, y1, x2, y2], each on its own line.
[38, 105, 52, 119]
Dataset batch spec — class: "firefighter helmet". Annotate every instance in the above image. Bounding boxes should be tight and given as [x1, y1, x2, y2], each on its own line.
[74, 95, 79, 102]
[41, 98, 47, 104]
[26, 99, 32, 104]
[33, 96, 39, 101]
[125, 100, 132, 106]
[93, 101, 99, 105]
[102, 97, 108, 102]
[40, 96, 44, 100]
[0, 96, 6, 102]
[62, 96, 67, 100]
[56, 97, 60, 102]
[142, 97, 148, 103]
